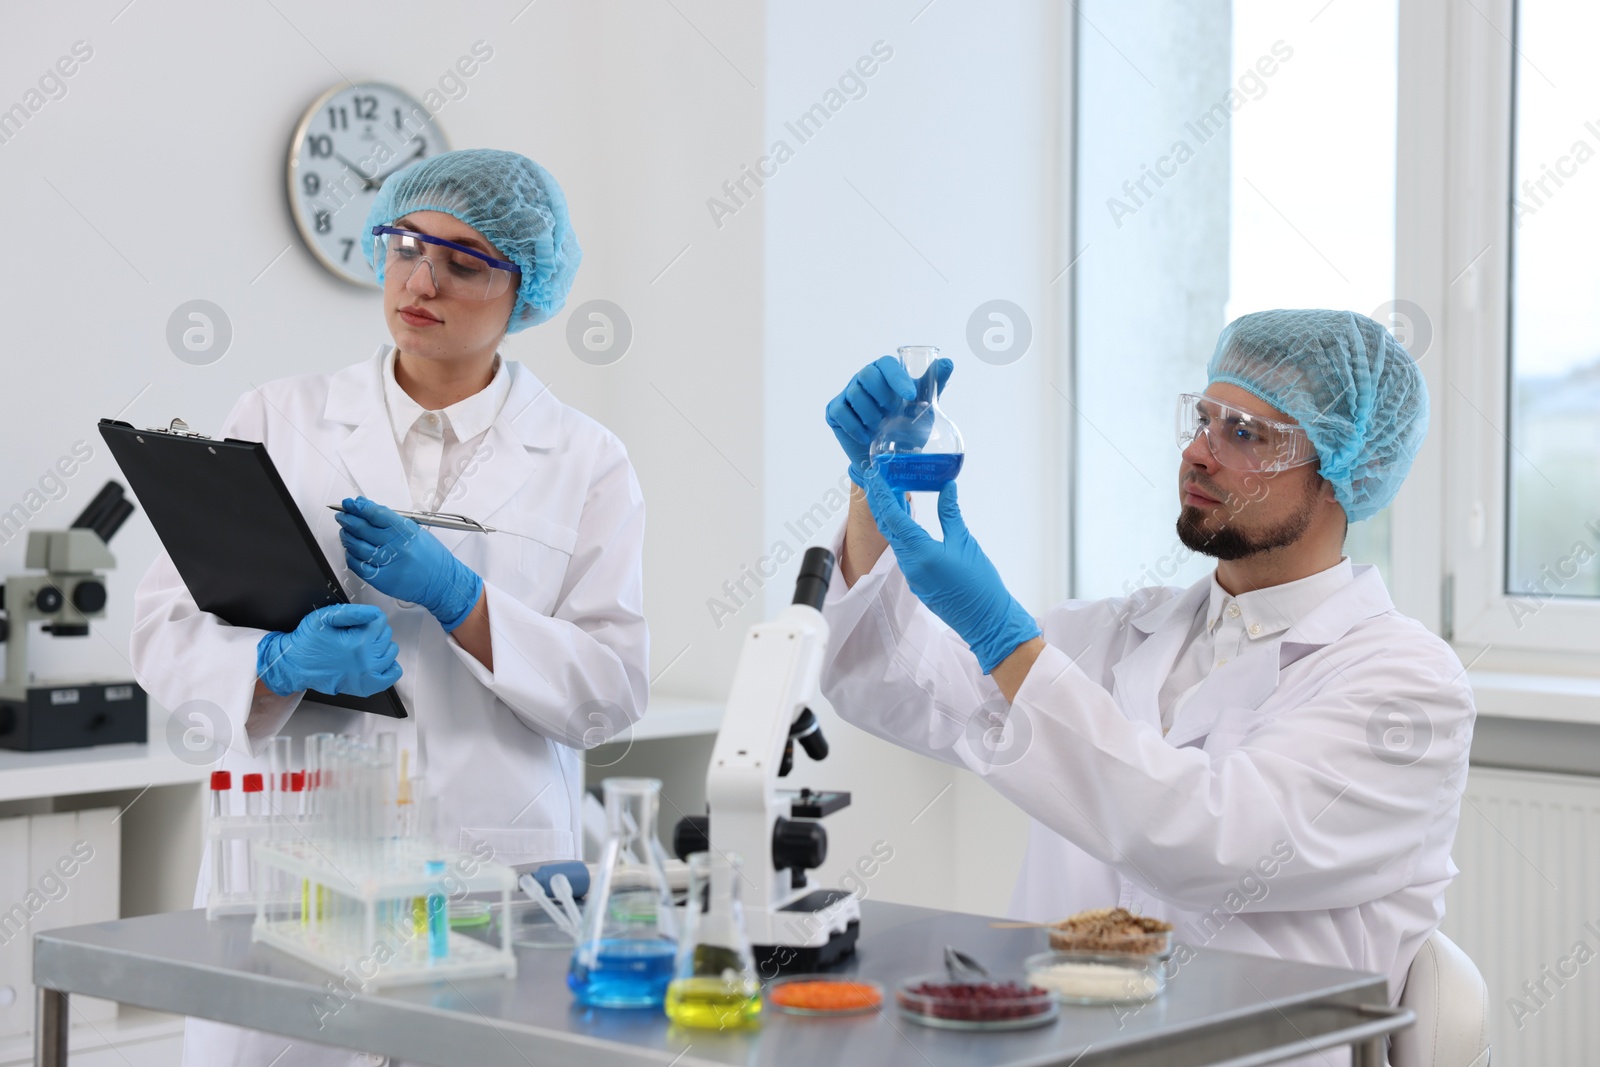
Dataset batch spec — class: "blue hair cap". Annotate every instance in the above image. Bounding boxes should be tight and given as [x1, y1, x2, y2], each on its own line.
[362, 148, 581, 333]
[1207, 309, 1429, 522]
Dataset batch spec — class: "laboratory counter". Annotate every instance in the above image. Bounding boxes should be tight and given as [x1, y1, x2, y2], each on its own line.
[32, 900, 1410, 1066]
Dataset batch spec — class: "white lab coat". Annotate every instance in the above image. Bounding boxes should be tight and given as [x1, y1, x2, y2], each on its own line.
[820, 527, 1473, 1065]
[130, 345, 649, 1066]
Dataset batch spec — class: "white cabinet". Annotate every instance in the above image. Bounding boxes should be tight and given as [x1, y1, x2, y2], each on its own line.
[0, 737, 207, 1067]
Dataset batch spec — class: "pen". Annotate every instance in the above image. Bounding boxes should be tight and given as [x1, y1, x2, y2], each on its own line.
[327, 504, 496, 534]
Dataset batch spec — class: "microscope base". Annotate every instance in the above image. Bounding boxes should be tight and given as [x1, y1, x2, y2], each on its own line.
[752, 889, 862, 974]
[0, 682, 147, 751]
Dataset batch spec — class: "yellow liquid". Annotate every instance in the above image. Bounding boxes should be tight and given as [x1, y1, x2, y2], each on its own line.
[664, 978, 762, 1030]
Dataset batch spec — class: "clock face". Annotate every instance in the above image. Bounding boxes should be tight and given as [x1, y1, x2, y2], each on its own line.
[286, 82, 449, 287]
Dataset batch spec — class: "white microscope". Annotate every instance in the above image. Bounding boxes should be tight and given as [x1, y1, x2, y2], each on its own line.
[672, 547, 859, 974]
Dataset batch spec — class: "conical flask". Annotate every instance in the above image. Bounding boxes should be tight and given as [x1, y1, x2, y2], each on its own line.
[568, 777, 679, 1008]
[868, 345, 965, 492]
[665, 852, 761, 1029]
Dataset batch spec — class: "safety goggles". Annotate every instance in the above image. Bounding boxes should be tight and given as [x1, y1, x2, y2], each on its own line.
[370, 226, 520, 301]
[1175, 392, 1318, 473]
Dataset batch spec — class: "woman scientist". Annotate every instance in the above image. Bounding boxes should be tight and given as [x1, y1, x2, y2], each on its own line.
[130, 149, 648, 1067]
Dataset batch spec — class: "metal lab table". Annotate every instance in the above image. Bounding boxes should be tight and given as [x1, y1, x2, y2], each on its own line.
[32, 900, 1411, 1067]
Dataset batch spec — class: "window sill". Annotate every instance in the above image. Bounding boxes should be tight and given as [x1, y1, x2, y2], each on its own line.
[1466, 670, 1600, 726]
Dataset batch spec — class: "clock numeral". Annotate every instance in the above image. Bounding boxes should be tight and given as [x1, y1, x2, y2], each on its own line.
[340, 238, 355, 263]
[306, 133, 333, 158]
[326, 105, 348, 131]
[393, 107, 404, 131]
[314, 210, 331, 234]
[354, 95, 378, 121]
[302, 172, 321, 196]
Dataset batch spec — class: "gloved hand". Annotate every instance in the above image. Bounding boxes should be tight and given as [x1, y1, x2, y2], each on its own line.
[860, 465, 1041, 674]
[826, 355, 955, 487]
[335, 497, 484, 631]
[256, 603, 402, 697]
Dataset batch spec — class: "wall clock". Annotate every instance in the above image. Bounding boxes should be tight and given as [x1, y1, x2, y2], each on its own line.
[286, 82, 448, 287]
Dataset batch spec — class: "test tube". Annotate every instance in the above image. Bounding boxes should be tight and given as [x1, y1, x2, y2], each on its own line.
[241, 774, 264, 896]
[303, 733, 330, 931]
[306, 732, 334, 818]
[376, 732, 397, 853]
[209, 771, 232, 902]
[242, 773, 264, 818]
[268, 737, 293, 845]
[396, 749, 412, 839]
[426, 859, 448, 961]
[209, 770, 232, 819]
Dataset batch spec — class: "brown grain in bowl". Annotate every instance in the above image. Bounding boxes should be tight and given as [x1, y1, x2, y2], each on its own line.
[1046, 907, 1173, 955]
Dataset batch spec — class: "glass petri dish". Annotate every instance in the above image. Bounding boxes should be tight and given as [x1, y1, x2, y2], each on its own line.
[489, 899, 577, 949]
[1024, 951, 1166, 1005]
[766, 975, 884, 1017]
[448, 900, 492, 928]
[894, 974, 1058, 1031]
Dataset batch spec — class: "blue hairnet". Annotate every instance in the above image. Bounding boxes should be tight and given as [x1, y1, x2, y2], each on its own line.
[361, 148, 581, 333]
[1206, 310, 1429, 523]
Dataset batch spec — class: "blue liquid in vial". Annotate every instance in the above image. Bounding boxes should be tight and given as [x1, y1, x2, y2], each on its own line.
[568, 939, 677, 1008]
[877, 452, 964, 493]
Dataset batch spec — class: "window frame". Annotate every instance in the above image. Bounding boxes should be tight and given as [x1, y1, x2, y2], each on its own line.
[1428, 0, 1600, 657]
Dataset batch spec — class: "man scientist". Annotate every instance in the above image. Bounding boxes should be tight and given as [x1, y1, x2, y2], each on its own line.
[820, 310, 1474, 1023]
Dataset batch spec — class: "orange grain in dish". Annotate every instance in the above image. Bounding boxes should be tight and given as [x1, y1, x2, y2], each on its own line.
[769, 979, 882, 1012]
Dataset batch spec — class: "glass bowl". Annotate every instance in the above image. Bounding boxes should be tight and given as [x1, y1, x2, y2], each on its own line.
[1024, 951, 1166, 1005]
[766, 975, 884, 1017]
[894, 974, 1058, 1031]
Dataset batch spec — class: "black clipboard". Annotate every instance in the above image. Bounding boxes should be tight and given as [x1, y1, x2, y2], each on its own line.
[99, 418, 406, 719]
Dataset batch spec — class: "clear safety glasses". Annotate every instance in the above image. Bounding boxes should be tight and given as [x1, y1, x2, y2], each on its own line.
[370, 226, 521, 301]
[1176, 392, 1318, 473]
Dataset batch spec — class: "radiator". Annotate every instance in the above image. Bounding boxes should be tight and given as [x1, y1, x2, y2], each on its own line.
[1442, 765, 1600, 1066]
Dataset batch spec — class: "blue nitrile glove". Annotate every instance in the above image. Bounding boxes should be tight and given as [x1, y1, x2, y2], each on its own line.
[826, 355, 955, 487]
[256, 603, 402, 697]
[335, 497, 484, 631]
[860, 465, 1042, 674]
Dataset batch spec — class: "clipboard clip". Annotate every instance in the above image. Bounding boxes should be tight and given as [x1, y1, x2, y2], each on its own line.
[148, 418, 212, 439]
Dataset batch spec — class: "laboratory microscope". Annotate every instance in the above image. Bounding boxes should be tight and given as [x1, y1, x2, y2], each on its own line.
[673, 547, 859, 973]
[0, 482, 146, 750]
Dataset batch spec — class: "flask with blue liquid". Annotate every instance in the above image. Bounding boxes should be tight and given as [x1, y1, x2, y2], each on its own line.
[567, 778, 679, 1008]
[868, 345, 965, 492]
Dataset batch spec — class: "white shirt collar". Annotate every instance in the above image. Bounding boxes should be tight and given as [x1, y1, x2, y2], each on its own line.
[1204, 557, 1355, 640]
[381, 345, 510, 445]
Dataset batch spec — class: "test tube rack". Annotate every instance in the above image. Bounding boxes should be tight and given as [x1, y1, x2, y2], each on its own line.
[251, 837, 516, 988]
[239, 732, 517, 988]
[205, 769, 307, 919]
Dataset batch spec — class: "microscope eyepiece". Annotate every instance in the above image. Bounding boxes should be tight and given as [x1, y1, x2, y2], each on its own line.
[71, 482, 134, 543]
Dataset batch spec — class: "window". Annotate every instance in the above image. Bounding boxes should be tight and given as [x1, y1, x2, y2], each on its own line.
[1072, 0, 1399, 600]
[1443, 0, 1600, 654]
[1506, 0, 1600, 602]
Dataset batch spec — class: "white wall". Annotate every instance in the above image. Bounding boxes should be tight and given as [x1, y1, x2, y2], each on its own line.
[762, 1, 1061, 915]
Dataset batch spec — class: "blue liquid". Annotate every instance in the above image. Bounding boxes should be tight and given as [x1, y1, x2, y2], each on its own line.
[426, 893, 448, 960]
[425, 860, 448, 962]
[568, 939, 677, 1008]
[877, 452, 964, 492]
